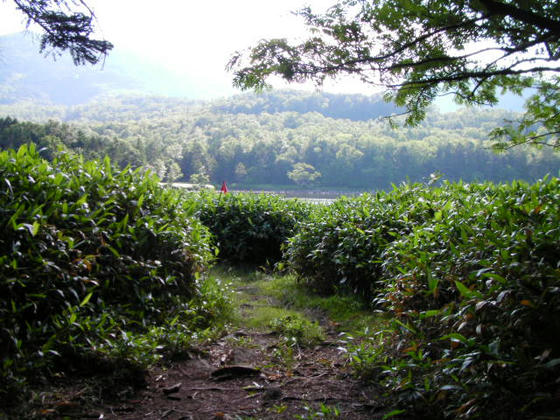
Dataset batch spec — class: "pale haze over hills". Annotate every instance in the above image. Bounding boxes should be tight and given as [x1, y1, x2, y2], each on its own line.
[0, 0, 528, 111]
[0, 0, 344, 101]
[0, 32, 218, 103]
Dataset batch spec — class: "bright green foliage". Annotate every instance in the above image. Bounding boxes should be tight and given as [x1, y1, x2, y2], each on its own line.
[287, 162, 321, 186]
[288, 178, 560, 418]
[2, 96, 560, 189]
[492, 77, 560, 149]
[187, 192, 312, 264]
[371, 178, 560, 418]
[268, 314, 325, 346]
[0, 117, 144, 170]
[284, 185, 440, 297]
[229, 0, 560, 149]
[295, 403, 341, 419]
[0, 144, 216, 405]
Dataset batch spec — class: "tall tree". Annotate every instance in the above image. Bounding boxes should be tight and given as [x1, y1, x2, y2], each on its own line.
[229, 0, 560, 149]
[10, 0, 112, 65]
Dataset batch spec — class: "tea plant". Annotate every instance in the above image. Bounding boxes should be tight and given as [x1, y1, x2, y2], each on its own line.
[186, 191, 312, 264]
[0, 144, 223, 408]
[284, 184, 440, 298]
[281, 177, 559, 418]
[311, 179, 560, 419]
[373, 178, 560, 418]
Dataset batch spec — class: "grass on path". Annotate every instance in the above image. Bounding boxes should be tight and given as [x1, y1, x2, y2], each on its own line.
[211, 264, 384, 343]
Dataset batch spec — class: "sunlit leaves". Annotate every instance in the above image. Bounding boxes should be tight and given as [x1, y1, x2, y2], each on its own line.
[284, 177, 560, 418]
[0, 144, 215, 405]
[230, 0, 560, 148]
[492, 76, 560, 150]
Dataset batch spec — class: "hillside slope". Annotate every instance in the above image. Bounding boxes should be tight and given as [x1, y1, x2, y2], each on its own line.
[0, 32, 205, 104]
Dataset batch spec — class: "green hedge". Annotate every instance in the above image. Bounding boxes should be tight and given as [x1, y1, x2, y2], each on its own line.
[188, 191, 312, 264]
[283, 178, 560, 418]
[283, 185, 438, 297]
[372, 179, 560, 418]
[0, 145, 215, 405]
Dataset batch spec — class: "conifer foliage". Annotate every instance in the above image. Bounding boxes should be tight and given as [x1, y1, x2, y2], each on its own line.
[11, 0, 112, 65]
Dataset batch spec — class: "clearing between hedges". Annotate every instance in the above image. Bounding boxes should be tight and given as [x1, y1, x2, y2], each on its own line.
[41, 267, 391, 420]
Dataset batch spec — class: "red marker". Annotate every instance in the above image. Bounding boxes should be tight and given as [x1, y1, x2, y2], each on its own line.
[220, 181, 228, 194]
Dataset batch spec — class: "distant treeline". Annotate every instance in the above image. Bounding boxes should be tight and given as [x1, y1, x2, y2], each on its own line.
[0, 92, 559, 189]
[212, 90, 400, 121]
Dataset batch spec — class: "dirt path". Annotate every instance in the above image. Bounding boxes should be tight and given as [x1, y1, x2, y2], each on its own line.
[96, 280, 383, 419]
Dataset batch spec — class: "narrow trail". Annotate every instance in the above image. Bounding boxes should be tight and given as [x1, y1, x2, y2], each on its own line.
[100, 278, 383, 419]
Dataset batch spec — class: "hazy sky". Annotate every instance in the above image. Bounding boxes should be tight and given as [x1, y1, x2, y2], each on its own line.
[0, 0, 528, 109]
[0, 0, 373, 97]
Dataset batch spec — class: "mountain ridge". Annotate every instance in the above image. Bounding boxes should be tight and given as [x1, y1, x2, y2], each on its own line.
[0, 32, 211, 104]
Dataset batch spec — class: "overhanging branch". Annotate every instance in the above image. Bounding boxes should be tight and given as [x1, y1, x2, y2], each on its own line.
[475, 0, 560, 37]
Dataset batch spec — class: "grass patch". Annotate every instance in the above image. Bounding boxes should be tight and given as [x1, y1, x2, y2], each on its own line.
[257, 274, 385, 336]
[269, 314, 325, 346]
[210, 265, 325, 344]
[210, 265, 385, 339]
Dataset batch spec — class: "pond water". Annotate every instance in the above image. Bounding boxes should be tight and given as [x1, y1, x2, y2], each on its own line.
[235, 189, 365, 203]
[168, 182, 368, 204]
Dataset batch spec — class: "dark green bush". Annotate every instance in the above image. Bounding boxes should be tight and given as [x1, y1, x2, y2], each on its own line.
[283, 184, 439, 297]
[188, 191, 312, 264]
[355, 179, 560, 419]
[283, 178, 559, 417]
[0, 144, 216, 405]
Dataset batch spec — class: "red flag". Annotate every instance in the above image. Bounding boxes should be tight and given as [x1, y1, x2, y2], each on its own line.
[220, 181, 228, 194]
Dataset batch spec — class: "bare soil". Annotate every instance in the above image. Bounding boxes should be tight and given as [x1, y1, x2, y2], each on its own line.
[93, 327, 382, 419]
[23, 283, 387, 419]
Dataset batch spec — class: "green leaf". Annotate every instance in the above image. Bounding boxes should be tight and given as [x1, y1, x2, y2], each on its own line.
[427, 269, 438, 295]
[31, 221, 40, 237]
[80, 292, 94, 307]
[169, 314, 180, 326]
[440, 332, 468, 344]
[382, 409, 407, 419]
[420, 309, 440, 319]
[137, 194, 145, 209]
[106, 245, 121, 258]
[76, 194, 88, 207]
[544, 358, 560, 369]
[455, 280, 482, 299]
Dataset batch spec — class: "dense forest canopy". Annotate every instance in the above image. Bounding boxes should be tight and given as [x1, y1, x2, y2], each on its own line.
[1, 92, 558, 189]
[212, 90, 400, 121]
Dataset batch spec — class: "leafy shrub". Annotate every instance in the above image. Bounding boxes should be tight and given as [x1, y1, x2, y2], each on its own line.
[283, 178, 559, 417]
[187, 191, 312, 264]
[283, 185, 439, 297]
[355, 179, 560, 419]
[0, 144, 217, 406]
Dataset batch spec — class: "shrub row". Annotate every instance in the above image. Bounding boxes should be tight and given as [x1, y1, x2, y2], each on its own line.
[0, 145, 217, 406]
[186, 191, 312, 265]
[375, 179, 560, 419]
[283, 184, 440, 297]
[283, 179, 560, 419]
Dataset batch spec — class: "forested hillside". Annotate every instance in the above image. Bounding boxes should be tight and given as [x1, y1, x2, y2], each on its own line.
[212, 90, 400, 121]
[1, 93, 559, 189]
